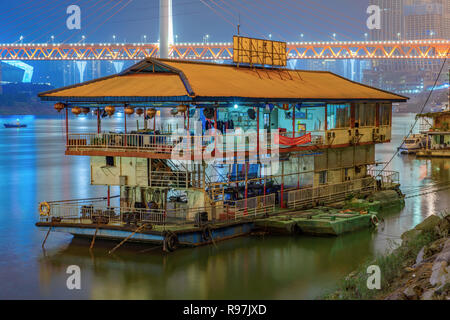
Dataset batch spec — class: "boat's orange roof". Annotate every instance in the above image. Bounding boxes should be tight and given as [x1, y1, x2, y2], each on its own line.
[39, 58, 408, 103]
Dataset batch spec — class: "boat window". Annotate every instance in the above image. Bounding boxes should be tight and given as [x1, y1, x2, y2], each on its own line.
[379, 103, 392, 126]
[327, 104, 350, 129]
[318, 171, 327, 184]
[105, 156, 115, 167]
[355, 103, 376, 126]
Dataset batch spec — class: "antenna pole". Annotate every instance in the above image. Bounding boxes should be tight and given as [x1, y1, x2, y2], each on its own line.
[237, 14, 240, 35]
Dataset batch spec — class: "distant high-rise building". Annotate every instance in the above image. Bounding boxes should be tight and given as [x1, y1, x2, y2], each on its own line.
[369, 0, 404, 41]
[365, 0, 449, 97]
[404, 0, 449, 39]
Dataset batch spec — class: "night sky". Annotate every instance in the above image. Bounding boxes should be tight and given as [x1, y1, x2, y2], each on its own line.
[0, 0, 370, 44]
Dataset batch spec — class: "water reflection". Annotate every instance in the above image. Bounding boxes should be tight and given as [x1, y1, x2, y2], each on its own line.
[0, 114, 449, 299]
[39, 230, 375, 300]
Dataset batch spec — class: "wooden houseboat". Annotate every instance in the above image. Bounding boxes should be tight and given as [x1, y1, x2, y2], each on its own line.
[36, 58, 407, 251]
[416, 109, 450, 157]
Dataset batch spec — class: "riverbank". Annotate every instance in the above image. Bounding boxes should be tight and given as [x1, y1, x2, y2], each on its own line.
[323, 212, 450, 300]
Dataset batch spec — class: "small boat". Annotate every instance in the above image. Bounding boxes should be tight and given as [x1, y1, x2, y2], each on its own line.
[4, 119, 27, 128]
[398, 134, 428, 154]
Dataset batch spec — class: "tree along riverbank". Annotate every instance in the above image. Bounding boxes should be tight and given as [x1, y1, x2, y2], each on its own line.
[322, 212, 450, 300]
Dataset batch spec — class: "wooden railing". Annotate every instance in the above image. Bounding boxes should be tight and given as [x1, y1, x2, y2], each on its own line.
[39, 193, 277, 227]
[287, 176, 377, 209]
[66, 132, 325, 156]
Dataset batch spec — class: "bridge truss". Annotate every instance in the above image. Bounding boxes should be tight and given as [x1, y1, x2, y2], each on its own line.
[0, 40, 448, 61]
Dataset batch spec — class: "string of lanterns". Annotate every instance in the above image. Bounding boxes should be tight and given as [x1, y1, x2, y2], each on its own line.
[54, 103, 191, 118]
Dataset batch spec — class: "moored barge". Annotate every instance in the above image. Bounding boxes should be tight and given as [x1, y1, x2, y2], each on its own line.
[36, 57, 407, 251]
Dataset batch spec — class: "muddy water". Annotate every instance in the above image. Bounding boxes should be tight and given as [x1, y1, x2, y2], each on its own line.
[0, 113, 448, 299]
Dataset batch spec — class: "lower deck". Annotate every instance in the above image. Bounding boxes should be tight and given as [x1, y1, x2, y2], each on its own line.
[37, 188, 405, 252]
[416, 148, 450, 157]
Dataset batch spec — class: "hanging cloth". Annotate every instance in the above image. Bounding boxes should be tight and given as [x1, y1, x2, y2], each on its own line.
[274, 133, 312, 146]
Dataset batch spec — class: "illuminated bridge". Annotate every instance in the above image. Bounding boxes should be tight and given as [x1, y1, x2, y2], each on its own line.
[0, 40, 448, 61]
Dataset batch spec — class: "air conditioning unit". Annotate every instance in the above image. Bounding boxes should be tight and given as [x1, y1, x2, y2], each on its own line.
[119, 175, 128, 186]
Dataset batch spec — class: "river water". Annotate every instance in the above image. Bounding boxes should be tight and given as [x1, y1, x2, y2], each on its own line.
[0, 113, 449, 299]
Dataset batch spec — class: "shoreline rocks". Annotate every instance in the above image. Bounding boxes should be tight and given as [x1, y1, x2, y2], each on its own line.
[385, 215, 450, 300]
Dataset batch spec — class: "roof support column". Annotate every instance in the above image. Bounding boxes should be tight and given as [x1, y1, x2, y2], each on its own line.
[350, 103, 356, 128]
[124, 105, 127, 147]
[97, 107, 101, 134]
[292, 104, 296, 137]
[375, 103, 380, 127]
[65, 106, 69, 146]
[187, 106, 190, 132]
[256, 107, 260, 161]
[280, 161, 285, 208]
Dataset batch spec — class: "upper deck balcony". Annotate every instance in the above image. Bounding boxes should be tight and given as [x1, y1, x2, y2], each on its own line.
[66, 131, 326, 159]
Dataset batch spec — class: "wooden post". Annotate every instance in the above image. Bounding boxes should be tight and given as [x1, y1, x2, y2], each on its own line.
[97, 107, 101, 134]
[65, 106, 69, 145]
[124, 106, 127, 147]
[263, 165, 267, 205]
[350, 103, 356, 128]
[90, 228, 98, 250]
[42, 226, 52, 248]
[256, 107, 260, 161]
[292, 104, 296, 137]
[144, 107, 147, 130]
[235, 163, 239, 189]
[245, 162, 248, 213]
[375, 103, 380, 127]
[124, 109, 127, 133]
[108, 224, 148, 254]
[214, 108, 217, 155]
[281, 161, 285, 208]
[187, 106, 190, 131]
[107, 186, 110, 207]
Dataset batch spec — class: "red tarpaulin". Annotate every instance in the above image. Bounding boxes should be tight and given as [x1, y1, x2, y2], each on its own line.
[275, 132, 312, 146]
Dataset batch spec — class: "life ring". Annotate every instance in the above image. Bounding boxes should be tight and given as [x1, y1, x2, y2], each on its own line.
[39, 202, 51, 216]
[370, 215, 379, 227]
[163, 231, 179, 252]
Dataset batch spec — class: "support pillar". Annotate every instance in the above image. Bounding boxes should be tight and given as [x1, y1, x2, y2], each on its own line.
[187, 106, 190, 132]
[107, 186, 111, 207]
[124, 106, 127, 147]
[97, 107, 101, 134]
[281, 161, 285, 208]
[292, 104, 296, 137]
[256, 107, 260, 160]
[65, 106, 69, 145]
[245, 162, 248, 213]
